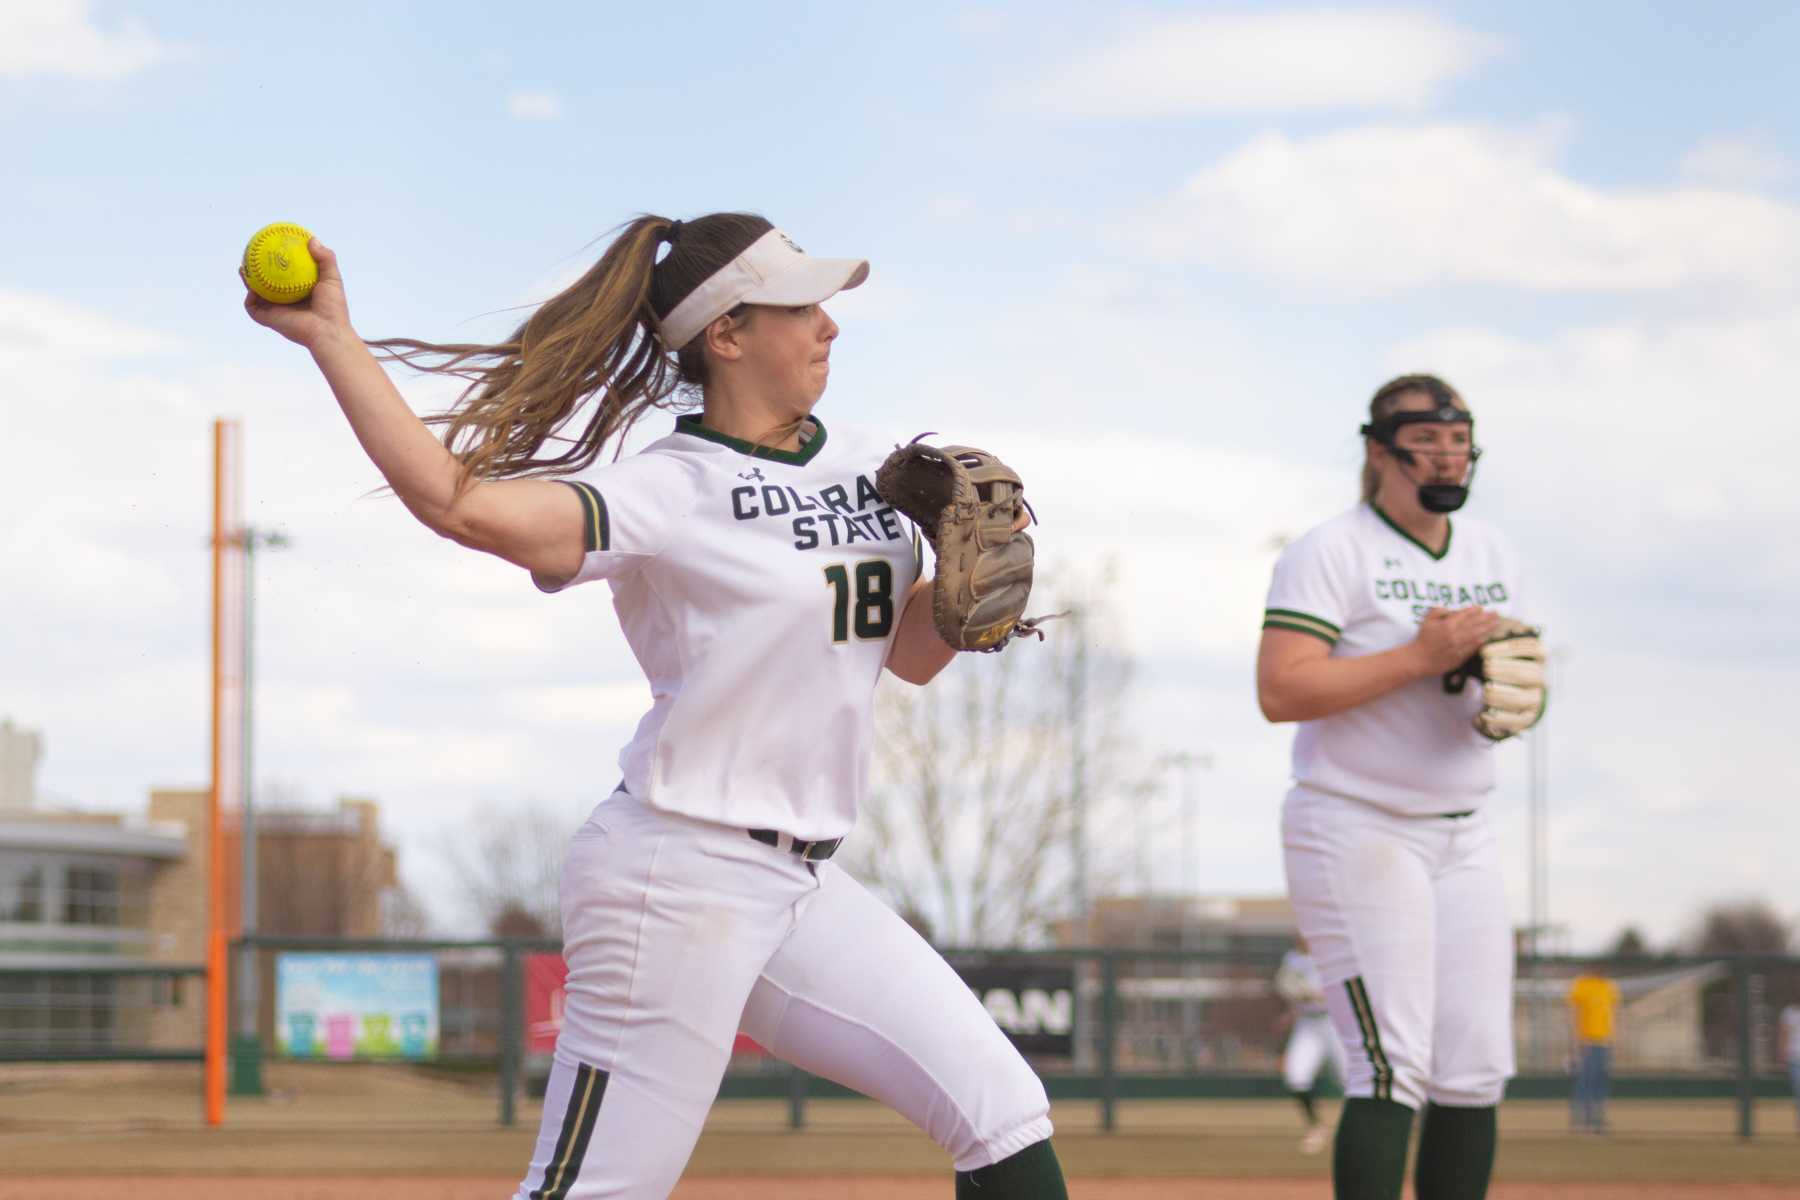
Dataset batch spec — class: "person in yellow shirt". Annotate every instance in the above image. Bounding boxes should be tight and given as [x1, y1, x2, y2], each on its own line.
[1566, 973, 1621, 1133]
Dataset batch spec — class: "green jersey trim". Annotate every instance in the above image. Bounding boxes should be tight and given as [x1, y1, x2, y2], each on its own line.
[1369, 501, 1452, 562]
[560, 481, 609, 553]
[673, 413, 828, 466]
[1265, 607, 1341, 635]
[1263, 608, 1340, 646]
[1263, 619, 1337, 646]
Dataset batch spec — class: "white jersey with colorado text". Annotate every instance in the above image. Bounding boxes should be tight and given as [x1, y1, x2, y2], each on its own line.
[539, 414, 918, 839]
[1263, 502, 1527, 814]
[1275, 950, 1329, 1019]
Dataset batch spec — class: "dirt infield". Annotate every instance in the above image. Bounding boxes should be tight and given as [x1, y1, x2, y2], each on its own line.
[3, 1064, 1798, 1197]
[4, 1179, 1800, 1199]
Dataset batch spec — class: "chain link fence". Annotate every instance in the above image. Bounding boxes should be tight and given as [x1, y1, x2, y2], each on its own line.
[5, 942, 1795, 1137]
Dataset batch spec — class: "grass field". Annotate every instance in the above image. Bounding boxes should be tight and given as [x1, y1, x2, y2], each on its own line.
[1, 1063, 1796, 1198]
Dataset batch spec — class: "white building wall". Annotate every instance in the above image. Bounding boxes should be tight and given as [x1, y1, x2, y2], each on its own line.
[0, 719, 43, 811]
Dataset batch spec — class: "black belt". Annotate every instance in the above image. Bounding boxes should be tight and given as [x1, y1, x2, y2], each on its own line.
[748, 828, 843, 862]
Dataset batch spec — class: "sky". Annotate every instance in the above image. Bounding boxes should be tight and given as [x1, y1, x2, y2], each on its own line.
[4, 0, 1798, 950]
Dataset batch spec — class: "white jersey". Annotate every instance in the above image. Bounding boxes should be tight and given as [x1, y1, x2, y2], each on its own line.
[540, 414, 918, 839]
[1275, 950, 1329, 1018]
[1263, 502, 1527, 815]
[1781, 1005, 1800, 1063]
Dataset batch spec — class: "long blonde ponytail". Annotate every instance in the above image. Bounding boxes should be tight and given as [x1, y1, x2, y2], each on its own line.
[368, 212, 774, 492]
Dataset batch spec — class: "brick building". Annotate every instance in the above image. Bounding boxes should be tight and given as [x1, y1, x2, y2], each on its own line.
[0, 721, 399, 1056]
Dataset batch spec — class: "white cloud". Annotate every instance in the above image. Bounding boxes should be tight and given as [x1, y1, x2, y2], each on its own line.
[0, 1, 177, 80]
[3, 314, 641, 824]
[1016, 8, 1501, 116]
[902, 264, 1800, 949]
[505, 91, 563, 121]
[0, 288, 185, 358]
[1387, 307, 1800, 581]
[1680, 133, 1794, 190]
[1146, 122, 1800, 295]
[961, 428, 1343, 662]
[11, 272, 1798, 948]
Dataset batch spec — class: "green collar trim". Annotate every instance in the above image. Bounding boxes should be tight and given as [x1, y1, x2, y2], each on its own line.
[1369, 501, 1452, 561]
[674, 413, 827, 466]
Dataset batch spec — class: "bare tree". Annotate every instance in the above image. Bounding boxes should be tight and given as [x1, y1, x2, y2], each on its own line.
[1688, 901, 1792, 956]
[845, 565, 1153, 947]
[436, 799, 568, 938]
[381, 883, 433, 938]
[488, 900, 553, 939]
[1686, 900, 1794, 1062]
[1609, 925, 1651, 959]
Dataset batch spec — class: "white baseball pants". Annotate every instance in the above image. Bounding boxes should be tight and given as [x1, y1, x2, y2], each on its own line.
[1283, 1013, 1348, 1093]
[1281, 783, 1515, 1112]
[513, 790, 1053, 1200]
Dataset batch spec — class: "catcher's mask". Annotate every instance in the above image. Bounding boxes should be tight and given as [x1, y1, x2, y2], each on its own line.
[1360, 404, 1482, 514]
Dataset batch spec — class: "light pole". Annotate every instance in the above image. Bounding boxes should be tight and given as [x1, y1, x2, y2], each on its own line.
[230, 524, 289, 1096]
[1524, 645, 1565, 1071]
[1068, 609, 1089, 939]
[1156, 750, 1212, 1069]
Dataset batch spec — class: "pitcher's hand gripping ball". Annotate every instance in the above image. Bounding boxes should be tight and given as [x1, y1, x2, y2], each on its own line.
[1444, 616, 1547, 741]
[241, 222, 319, 304]
[875, 440, 1046, 652]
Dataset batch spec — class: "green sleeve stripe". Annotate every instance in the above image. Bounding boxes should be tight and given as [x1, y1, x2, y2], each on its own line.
[1262, 619, 1338, 646]
[1264, 607, 1341, 635]
[561, 481, 608, 553]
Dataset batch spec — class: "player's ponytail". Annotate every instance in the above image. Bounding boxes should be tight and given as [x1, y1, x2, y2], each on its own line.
[368, 211, 773, 491]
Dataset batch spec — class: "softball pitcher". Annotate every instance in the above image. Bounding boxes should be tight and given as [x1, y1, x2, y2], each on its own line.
[1256, 375, 1547, 1200]
[243, 213, 1066, 1199]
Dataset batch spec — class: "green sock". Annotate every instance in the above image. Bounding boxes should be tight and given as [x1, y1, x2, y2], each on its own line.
[954, 1139, 1067, 1199]
[1293, 1087, 1318, 1124]
[1333, 1097, 1415, 1200]
[1414, 1102, 1497, 1200]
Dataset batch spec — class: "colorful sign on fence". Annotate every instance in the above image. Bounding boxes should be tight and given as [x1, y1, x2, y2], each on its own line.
[524, 952, 567, 1056]
[519, 952, 1072, 1060]
[522, 951, 766, 1062]
[276, 953, 439, 1061]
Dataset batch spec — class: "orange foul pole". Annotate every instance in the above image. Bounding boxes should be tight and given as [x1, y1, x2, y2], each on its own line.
[206, 419, 233, 1126]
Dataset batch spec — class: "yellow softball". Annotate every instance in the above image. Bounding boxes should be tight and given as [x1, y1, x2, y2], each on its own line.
[242, 222, 318, 304]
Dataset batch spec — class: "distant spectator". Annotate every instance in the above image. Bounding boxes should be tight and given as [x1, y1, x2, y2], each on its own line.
[1274, 941, 1348, 1155]
[1780, 1001, 1800, 1134]
[1566, 972, 1621, 1133]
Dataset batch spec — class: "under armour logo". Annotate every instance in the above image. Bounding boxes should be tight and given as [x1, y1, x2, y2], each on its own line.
[739, 468, 765, 482]
[1384, 557, 1403, 569]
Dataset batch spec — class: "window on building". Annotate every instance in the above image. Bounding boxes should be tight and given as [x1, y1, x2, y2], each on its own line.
[63, 865, 120, 926]
[0, 864, 44, 923]
[0, 974, 117, 1052]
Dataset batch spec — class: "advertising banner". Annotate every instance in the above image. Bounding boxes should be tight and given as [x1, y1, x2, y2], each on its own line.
[524, 952, 567, 1056]
[276, 953, 438, 1061]
[957, 961, 1077, 1058]
[520, 954, 1073, 1062]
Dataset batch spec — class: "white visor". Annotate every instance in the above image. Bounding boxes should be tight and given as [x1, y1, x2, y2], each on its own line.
[657, 228, 869, 351]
